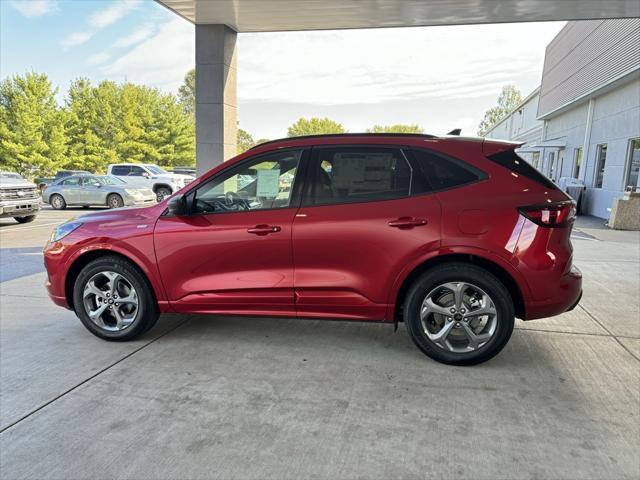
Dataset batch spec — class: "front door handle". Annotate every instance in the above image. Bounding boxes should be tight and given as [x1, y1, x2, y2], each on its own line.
[388, 217, 428, 229]
[247, 224, 281, 235]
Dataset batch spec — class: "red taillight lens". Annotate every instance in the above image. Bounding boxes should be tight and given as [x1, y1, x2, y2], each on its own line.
[519, 201, 576, 227]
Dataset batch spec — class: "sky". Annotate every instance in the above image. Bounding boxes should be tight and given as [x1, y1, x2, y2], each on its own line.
[0, 0, 566, 140]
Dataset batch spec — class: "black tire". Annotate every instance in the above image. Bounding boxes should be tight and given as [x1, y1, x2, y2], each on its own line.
[107, 193, 124, 209]
[404, 263, 514, 366]
[50, 194, 66, 210]
[72, 256, 159, 341]
[155, 187, 172, 202]
[14, 215, 36, 223]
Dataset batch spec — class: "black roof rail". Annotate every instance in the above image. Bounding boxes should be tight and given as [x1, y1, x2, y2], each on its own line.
[248, 132, 439, 151]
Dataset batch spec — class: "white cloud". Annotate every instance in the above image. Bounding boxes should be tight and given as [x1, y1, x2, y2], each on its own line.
[103, 18, 194, 91]
[113, 24, 154, 48]
[89, 0, 140, 29]
[87, 52, 111, 66]
[237, 22, 563, 105]
[62, 31, 93, 47]
[10, 0, 57, 17]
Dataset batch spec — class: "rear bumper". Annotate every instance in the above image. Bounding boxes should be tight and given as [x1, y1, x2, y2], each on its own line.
[523, 265, 583, 320]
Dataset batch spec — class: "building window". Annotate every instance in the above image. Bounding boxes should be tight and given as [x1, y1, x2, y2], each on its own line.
[532, 152, 540, 169]
[624, 139, 640, 190]
[548, 151, 556, 180]
[573, 148, 582, 178]
[595, 144, 607, 188]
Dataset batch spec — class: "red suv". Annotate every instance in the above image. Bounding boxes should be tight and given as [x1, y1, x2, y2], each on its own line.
[44, 134, 582, 365]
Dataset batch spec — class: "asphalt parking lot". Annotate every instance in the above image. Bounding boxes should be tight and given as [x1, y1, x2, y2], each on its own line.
[0, 207, 638, 480]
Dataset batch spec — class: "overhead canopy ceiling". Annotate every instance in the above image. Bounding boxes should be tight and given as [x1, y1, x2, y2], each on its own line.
[156, 0, 640, 32]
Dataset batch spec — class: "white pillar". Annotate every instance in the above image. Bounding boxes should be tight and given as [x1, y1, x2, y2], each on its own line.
[580, 99, 596, 182]
[195, 24, 238, 176]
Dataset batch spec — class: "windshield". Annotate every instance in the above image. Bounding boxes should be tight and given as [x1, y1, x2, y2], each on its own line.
[98, 175, 126, 185]
[145, 165, 168, 175]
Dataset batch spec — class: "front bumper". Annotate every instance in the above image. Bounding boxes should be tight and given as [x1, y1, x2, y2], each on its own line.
[0, 199, 41, 218]
[125, 195, 157, 206]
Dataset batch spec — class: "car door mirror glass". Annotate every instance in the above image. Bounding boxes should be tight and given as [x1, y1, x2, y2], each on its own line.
[167, 194, 187, 216]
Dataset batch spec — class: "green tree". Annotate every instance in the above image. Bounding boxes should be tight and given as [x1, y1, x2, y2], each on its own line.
[477, 85, 522, 136]
[287, 117, 345, 137]
[0, 72, 67, 177]
[178, 68, 195, 118]
[237, 128, 255, 154]
[366, 124, 424, 134]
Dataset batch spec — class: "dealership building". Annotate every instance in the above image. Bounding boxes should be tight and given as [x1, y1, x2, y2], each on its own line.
[485, 19, 640, 219]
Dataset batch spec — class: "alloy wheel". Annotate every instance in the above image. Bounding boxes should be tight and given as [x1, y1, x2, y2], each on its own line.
[82, 271, 139, 331]
[420, 281, 498, 353]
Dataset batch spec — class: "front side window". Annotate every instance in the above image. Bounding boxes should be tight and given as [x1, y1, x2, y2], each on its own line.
[595, 144, 607, 188]
[307, 147, 411, 206]
[192, 149, 302, 214]
[128, 166, 146, 177]
[81, 176, 101, 186]
[624, 139, 640, 189]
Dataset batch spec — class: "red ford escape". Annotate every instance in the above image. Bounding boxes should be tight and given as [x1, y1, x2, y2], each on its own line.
[44, 134, 582, 365]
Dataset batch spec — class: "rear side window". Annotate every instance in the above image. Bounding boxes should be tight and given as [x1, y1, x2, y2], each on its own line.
[409, 148, 484, 192]
[307, 147, 411, 205]
[111, 166, 130, 176]
[487, 150, 556, 189]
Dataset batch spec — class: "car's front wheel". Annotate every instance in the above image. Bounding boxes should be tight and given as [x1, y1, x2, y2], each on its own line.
[14, 215, 36, 223]
[73, 256, 159, 341]
[107, 193, 124, 209]
[404, 263, 514, 365]
[50, 194, 66, 210]
[155, 187, 172, 202]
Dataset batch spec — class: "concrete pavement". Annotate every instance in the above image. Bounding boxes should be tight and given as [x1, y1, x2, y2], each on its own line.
[0, 209, 638, 479]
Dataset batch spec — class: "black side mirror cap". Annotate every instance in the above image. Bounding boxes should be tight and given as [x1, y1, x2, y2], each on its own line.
[166, 194, 187, 216]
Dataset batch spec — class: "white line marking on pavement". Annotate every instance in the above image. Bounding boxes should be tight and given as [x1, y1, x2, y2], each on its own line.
[0, 221, 62, 233]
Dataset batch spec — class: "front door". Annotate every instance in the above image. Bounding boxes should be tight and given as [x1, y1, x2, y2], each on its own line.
[154, 148, 307, 316]
[292, 146, 441, 321]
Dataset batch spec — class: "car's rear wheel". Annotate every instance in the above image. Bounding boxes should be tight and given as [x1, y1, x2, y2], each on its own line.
[14, 215, 36, 223]
[107, 193, 124, 209]
[73, 256, 159, 341]
[50, 194, 66, 210]
[404, 263, 514, 365]
[155, 187, 171, 202]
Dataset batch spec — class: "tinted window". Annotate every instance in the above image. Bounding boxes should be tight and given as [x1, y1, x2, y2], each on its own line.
[81, 176, 101, 186]
[307, 147, 411, 205]
[410, 148, 482, 192]
[193, 150, 302, 214]
[128, 166, 146, 176]
[111, 166, 130, 176]
[486, 149, 556, 189]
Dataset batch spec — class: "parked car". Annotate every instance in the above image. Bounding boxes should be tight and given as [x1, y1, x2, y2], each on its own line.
[44, 134, 582, 365]
[42, 174, 156, 209]
[38, 170, 90, 192]
[171, 166, 196, 176]
[107, 163, 194, 201]
[0, 171, 41, 223]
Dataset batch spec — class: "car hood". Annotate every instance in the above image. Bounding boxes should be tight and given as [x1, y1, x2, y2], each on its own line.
[74, 204, 161, 227]
[0, 180, 37, 189]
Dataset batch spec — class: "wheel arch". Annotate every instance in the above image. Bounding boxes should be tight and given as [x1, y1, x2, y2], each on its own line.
[64, 249, 161, 312]
[391, 252, 527, 325]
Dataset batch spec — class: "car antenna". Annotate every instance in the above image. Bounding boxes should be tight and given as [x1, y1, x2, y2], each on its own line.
[447, 128, 461, 136]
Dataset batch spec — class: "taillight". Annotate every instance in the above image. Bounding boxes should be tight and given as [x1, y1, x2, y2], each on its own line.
[519, 201, 576, 227]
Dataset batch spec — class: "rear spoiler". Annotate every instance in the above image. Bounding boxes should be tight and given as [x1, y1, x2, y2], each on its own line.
[482, 138, 524, 155]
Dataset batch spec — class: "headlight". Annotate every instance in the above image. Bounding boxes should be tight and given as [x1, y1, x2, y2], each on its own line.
[51, 221, 82, 242]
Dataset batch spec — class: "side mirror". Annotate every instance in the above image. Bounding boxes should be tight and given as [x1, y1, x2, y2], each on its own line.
[166, 194, 187, 216]
[142, 172, 151, 178]
[92, 183, 101, 188]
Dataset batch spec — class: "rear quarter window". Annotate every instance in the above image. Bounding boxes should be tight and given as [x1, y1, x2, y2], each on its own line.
[487, 150, 557, 189]
[409, 148, 485, 193]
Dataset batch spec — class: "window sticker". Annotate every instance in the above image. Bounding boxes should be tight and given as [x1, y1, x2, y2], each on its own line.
[257, 169, 280, 198]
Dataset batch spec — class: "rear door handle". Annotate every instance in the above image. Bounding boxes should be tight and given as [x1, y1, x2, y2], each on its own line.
[388, 217, 428, 229]
[247, 224, 281, 235]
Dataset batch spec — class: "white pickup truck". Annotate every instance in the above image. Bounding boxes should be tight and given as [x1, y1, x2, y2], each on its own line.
[106, 163, 195, 201]
[0, 172, 41, 223]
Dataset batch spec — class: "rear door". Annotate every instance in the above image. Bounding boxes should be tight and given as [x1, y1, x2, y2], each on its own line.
[291, 145, 441, 321]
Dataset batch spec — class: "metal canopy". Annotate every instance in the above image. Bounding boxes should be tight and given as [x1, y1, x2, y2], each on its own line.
[157, 0, 640, 32]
